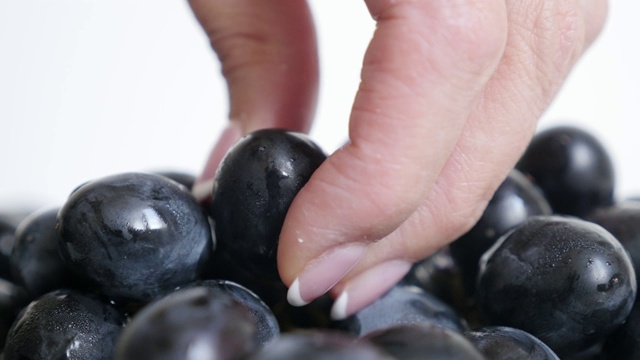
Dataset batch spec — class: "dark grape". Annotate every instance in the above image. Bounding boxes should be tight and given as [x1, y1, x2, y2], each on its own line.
[208, 129, 326, 299]
[3, 289, 126, 360]
[464, 326, 559, 360]
[476, 215, 636, 357]
[600, 298, 640, 360]
[0, 217, 16, 281]
[10, 207, 70, 299]
[584, 201, 640, 283]
[0, 278, 28, 349]
[180, 279, 280, 346]
[449, 169, 552, 296]
[400, 247, 466, 312]
[332, 283, 468, 337]
[515, 125, 615, 216]
[114, 286, 260, 360]
[246, 329, 394, 360]
[57, 172, 213, 303]
[364, 323, 486, 360]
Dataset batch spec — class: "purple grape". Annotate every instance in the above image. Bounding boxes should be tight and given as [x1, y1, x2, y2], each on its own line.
[180, 279, 280, 346]
[208, 129, 326, 302]
[0, 278, 28, 349]
[332, 283, 468, 337]
[516, 125, 615, 216]
[10, 207, 71, 299]
[364, 323, 486, 360]
[449, 169, 552, 296]
[0, 217, 16, 281]
[57, 172, 213, 303]
[3, 289, 126, 359]
[114, 286, 260, 360]
[584, 200, 640, 285]
[464, 326, 559, 360]
[476, 215, 636, 357]
[247, 329, 393, 360]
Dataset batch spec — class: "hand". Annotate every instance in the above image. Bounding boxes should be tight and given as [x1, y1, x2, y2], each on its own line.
[189, 0, 608, 319]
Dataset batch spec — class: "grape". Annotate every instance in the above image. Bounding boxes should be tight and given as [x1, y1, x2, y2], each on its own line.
[114, 286, 260, 360]
[332, 283, 468, 337]
[516, 125, 615, 216]
[401, 247, 465, 312]
[600, 298, 640, 360]
[476, 215, 636, 357]
[364, 323, 487, 360]
[449, 169, 552, 296]
[0, 278, 28, 349]
[464, 326, 559, 360]
[208, 129, 326, 303]
[0, 217, 16, 280]
[57, 172, 213, 303]
[10, 207, 71, 299]
[246, 329, 394, 360]
[3, 289, 126, 360]
[180, 279, 280, 346]
[584, 200, 640, 284]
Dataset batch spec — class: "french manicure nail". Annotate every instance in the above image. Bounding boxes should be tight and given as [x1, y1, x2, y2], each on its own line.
[286, 244, 367, 307]
[330, 260, 411, 320]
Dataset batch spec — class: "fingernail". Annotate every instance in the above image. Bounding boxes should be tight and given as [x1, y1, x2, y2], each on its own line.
[191, 178, 216, 204]
[287, 244, 367, 307]
[330, 260, 411, 320]
[192, 122, 243, 202]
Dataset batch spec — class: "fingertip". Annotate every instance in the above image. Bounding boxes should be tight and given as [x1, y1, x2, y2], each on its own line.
[281, 243, 367, 306]
[330, 259, 411, 320]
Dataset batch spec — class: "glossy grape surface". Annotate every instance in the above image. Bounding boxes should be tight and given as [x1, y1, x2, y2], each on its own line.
[57, 172, 213, 302]
[3, 289, 126, 360]
[477, 215, 636, 357]
[364, 323, 486, 360]
[449, 169, 552, 295]
[181, 279, 280, 346]
[333, 283, 468, 337]
[584, 201, 640, 284]
[464, 326, 559, 360]
[516, 125, 615, 216]
[114, 286, 260, 360]
[209, 129, 326, 287]
[401, 247, 465, 310]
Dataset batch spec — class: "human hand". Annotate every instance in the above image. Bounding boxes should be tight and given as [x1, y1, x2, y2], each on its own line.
[188, 0, 608, 319]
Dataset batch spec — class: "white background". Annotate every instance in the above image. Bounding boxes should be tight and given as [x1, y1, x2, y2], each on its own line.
[0, 1, 638, 214]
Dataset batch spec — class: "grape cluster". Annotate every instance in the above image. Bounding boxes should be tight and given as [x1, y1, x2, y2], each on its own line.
[0, 126, 638, 359]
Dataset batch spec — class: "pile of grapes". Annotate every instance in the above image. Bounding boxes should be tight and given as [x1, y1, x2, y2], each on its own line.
[0, 125, 639, 359]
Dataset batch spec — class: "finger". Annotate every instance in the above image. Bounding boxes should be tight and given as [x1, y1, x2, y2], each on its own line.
[328, 0, 607, 319]
[279, 0, 508, 307]
[188, 0, 319, 199]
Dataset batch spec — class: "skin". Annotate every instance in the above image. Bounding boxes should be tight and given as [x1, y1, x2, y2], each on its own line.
[189, 0, 608, 318]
